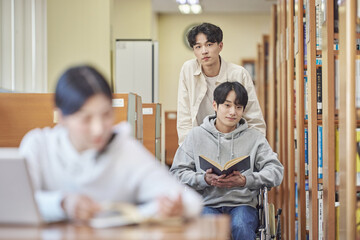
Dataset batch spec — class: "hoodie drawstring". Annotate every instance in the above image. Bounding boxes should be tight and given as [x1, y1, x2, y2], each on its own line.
[217, 132, 220, 162]
[231, 133, 234, 160]
[217, 132, 235, 162]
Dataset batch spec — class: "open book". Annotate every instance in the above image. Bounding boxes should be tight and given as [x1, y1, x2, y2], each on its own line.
[89, 202, 184, 228]
[199, 155, 250, 176]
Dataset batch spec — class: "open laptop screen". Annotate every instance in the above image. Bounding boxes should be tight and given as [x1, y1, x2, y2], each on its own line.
[0, 148, 43, 225]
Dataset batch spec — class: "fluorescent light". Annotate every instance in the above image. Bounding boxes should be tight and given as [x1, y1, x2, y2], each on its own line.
[190, 4, 202, 14]
[177, 0, 202, 14]
[188, 0, 199, 5]
[178, 4, 191, 14]
[176, 0, 187, 4]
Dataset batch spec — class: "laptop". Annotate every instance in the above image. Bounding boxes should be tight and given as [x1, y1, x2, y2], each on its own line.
[0, 148, 50, 225]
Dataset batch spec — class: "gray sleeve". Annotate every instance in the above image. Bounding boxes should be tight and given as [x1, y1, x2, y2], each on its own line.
[245, 137, 284, 190]
[170, 132, 209, 191]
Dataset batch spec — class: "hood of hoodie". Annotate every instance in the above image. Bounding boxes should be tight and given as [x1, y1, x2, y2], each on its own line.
[200, 114, 248, 162]
[200, 114, 248, 139]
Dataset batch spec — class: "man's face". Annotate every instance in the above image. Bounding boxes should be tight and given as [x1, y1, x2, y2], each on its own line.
[193, 33, 223, 67]
[213, 90, 244, 133]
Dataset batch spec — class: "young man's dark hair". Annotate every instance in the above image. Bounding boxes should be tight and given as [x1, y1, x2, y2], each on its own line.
[187, 22, 223, 48]
[213, 81, 248, 110]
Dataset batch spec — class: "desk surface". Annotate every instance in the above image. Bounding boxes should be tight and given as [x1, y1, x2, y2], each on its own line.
[0, 215, 230, 240]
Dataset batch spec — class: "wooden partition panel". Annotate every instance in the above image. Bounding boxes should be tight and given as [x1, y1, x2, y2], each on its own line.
[165, 111, 178, 167]
[142, 103, 161, 161]
[0, 93, 142, 147]
[112, 93, 142, 141]
[0, 93, 56, 147]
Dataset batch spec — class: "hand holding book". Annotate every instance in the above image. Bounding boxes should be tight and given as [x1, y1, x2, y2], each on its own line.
[199, 155, 250, 176]
[205, 169, 247, 188]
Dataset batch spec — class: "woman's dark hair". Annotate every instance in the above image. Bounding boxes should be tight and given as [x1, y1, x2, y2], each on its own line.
[55, 65, 112, 116]
[187, 22, 223, 48]
[213, 81, 248, 109]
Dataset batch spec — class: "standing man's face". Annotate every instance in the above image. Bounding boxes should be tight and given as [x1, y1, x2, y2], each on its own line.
[192, 33, 223, 68]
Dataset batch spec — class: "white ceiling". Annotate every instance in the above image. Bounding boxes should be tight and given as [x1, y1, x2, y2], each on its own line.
[152, 0, 277, 14]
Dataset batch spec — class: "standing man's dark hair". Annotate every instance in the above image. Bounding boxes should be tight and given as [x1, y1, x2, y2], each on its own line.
[213, 81, 248, 110]
[187, 23, 223, 48]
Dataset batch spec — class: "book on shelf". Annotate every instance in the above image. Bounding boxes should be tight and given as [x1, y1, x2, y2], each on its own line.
[318, 125, 323, 179]
[315, 0, 323, 51]
[89, 202, 184, 228]
[199, 155, 250, 176]
[356, 56, 360, 108]
[335, 128, 339, 186]
[295, 181, 299, 218]
[305, 179, 310, 231]
[318, 184, 323, 240]
[305, 128, 309, 176]
[316, 66, 322, 115]
[304, 76, 309, 120]
[334, 0, 339, 33]
[304, 19, 308, 66]
[357, 128, 360, 185]
[335, 57, 339, 110]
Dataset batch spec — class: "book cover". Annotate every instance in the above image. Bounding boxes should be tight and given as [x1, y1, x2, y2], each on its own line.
[199, 155, 250, 176]
[357, 128, 360, 185]
[316, 66, 322, 115]
[305, 128, 309, 176]
[318, 184, 323, 240]
[318, 125, 323, 179]
[305, 179, 309, 231]
[304, 76, 309, 120]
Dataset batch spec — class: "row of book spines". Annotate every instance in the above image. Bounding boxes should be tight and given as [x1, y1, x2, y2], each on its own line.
[304, 57, 360, 120]
[303, 77, 322, 118]
[303, 126, 322, 179]
[303, 181, 323, 235]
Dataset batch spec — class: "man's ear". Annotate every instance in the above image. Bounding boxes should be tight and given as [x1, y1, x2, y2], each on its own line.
[212, 101, 218, 112]
[218, 42, 223, 51]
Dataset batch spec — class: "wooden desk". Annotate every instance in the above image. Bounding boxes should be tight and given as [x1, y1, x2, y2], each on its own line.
[0, 215, 230, 240]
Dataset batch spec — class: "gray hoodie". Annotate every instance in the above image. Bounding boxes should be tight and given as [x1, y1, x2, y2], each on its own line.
[170, 115, 284, 209]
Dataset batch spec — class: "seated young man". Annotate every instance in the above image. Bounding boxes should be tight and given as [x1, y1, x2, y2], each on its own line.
[170, 81, 284, 240]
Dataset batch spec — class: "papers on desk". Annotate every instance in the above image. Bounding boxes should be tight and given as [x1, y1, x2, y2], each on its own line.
[89, 202, 184, 228]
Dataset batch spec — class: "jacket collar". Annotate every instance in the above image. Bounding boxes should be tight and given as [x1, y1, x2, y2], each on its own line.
[194, 56, 227, 83]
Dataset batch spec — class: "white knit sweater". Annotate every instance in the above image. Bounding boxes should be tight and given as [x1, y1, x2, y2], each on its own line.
[19, 122, 202, 221]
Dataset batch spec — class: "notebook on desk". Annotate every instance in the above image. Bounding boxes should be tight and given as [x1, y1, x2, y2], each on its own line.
[0, 148, 58, 225]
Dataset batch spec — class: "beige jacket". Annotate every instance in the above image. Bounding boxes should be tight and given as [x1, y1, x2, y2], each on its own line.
[177, 57, 266, 145]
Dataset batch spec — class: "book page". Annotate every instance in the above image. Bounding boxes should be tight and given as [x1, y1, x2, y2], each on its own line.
[199, 155, 223, 170]
[224, 155, 249, 169]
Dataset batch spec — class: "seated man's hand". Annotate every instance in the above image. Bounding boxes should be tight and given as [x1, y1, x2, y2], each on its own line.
[211, 171, 246, 188]
[61, 194, 101, 221]
[157, 194, 183, 218]
[204, 168, 226, 185]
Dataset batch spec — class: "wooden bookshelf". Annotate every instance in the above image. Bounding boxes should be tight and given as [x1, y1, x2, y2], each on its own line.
[338, 0, 357, 239]
[286, 0, 295, 239]
[260, 0, 357, 239]
[321, 1, 336, 239]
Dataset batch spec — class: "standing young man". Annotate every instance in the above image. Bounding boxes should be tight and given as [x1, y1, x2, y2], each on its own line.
[177, 22, 266, 145]
[171, 82, 283, 239]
